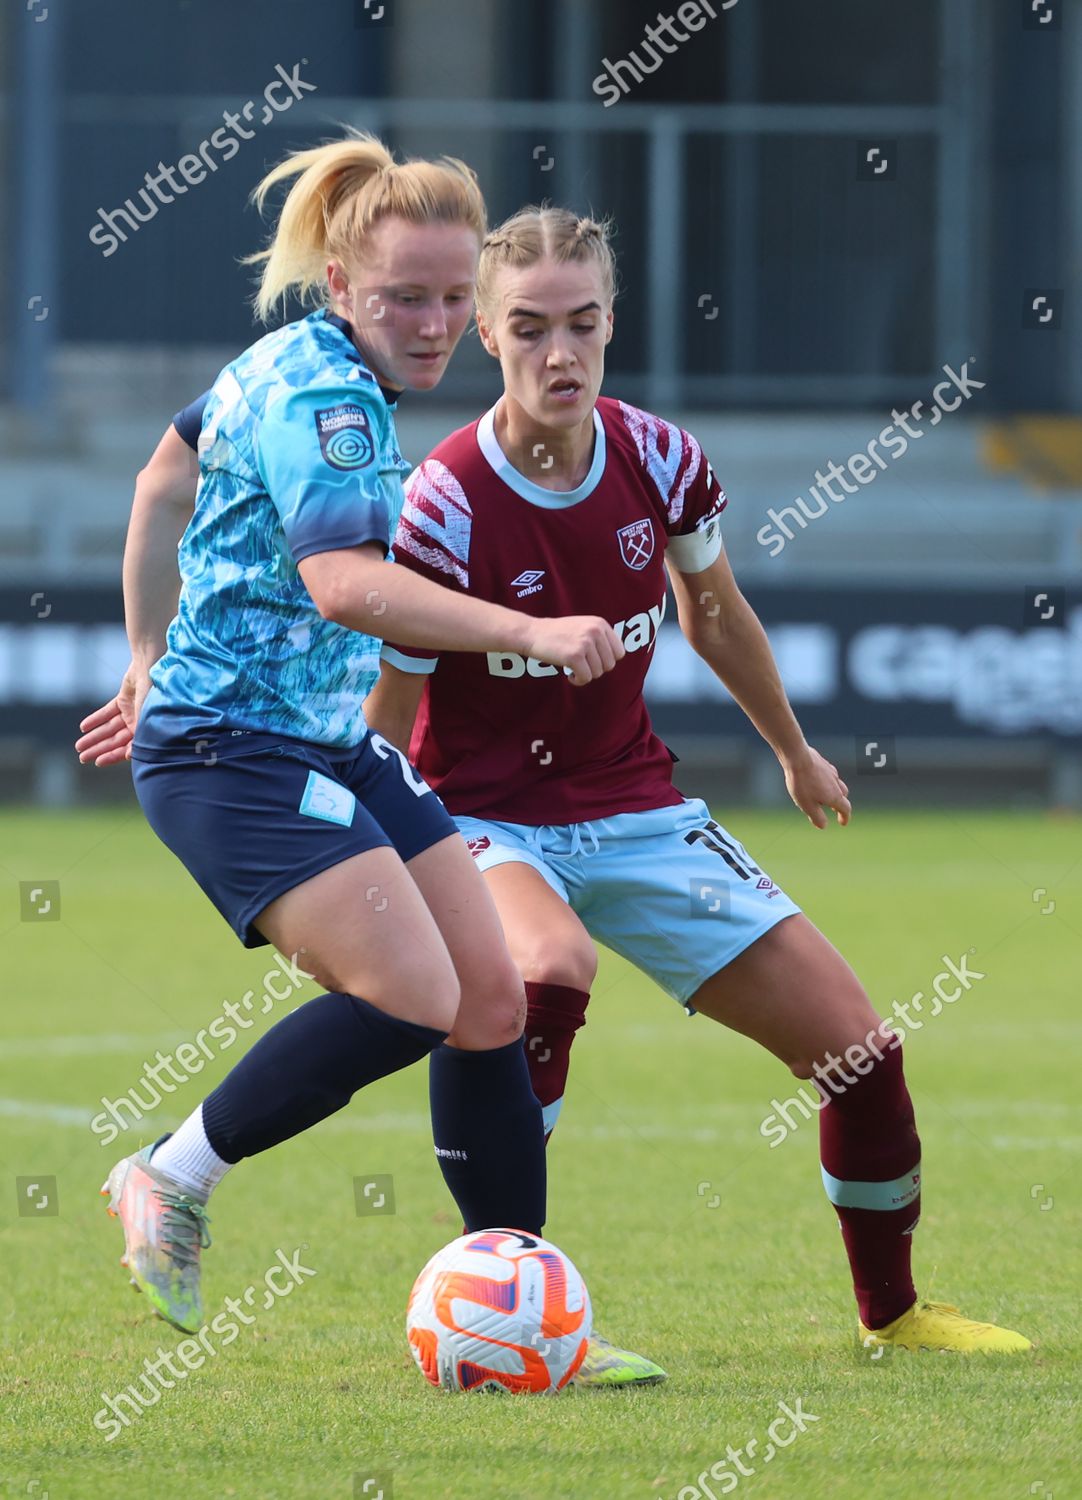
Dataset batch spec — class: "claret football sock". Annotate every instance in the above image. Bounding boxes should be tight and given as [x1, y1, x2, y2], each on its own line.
[193, 992, 446, 1164]
[817, 1041, 922, 1329]
[523, 982, 590, 1141]
[429, 1038, 547, 1235]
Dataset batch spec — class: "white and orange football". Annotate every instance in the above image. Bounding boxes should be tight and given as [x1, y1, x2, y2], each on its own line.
[406, 1228, 592, 1393]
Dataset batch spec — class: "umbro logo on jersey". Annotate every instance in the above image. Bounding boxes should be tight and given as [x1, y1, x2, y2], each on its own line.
[617, 517, 655, 570]
[511, 568, 546, 597]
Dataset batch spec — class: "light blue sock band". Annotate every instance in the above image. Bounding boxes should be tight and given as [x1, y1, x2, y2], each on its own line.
[821, 1163, 921, 1211]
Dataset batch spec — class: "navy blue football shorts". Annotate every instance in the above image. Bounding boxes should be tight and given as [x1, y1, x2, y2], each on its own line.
[132, 729, 457, 948]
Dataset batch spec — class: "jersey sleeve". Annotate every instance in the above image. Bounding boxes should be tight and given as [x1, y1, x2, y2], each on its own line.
[615, 400, 727, 573]
[380, 457, 473, 676]
[254, 386, 392, 565]
[663, 431, 727, 574]
[173, 392, 210, 452]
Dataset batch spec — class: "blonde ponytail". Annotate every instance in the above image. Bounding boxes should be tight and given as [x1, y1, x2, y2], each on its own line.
[245, 129, 487, 323]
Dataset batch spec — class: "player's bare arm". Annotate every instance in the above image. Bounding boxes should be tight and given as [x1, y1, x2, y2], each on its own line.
[300, 545, 625, 686]
[76, 424, 199, 765]
[668, 547, 851, 829]
[363, 660, 426, 754]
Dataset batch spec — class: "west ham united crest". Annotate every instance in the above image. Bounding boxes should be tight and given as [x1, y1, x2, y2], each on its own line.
[617, 517, 655, 570]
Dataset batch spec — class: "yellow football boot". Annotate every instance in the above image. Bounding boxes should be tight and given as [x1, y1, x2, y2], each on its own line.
[860, 1299, 1032, 1354]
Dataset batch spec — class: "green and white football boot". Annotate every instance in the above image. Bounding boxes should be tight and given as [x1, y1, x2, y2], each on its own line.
[101, 1137, 211, 1334]
[572, 1332, 668, 1388]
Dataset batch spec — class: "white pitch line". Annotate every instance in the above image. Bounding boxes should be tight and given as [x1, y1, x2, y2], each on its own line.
[573, 1123, 724, 1143]
[0, 1097, 169, 1134]
[321, 1111, 431, 1133]
[936, 1100, 1081, 1117]
[0, 1032, 188, 1059]
[323, 1114, 728, 1143]
[0, 1098, 97, 1127]
[987, 1135, 1082, 1151]
[951, 1023, 1082, 1039]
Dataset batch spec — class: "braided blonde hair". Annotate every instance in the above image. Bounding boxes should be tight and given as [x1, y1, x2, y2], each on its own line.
[476, 205, 617, 321]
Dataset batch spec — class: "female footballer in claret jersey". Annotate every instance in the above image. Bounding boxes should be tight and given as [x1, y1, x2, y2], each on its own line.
[360, 207, 1031, 1357]
[75, 141, 659, 1386]
[81, 201, 1031, 1361]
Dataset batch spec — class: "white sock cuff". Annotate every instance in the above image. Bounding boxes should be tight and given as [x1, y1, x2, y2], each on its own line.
[149, 1104, 233, 1200]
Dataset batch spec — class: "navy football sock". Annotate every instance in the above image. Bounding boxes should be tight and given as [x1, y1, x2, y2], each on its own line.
[429, 1039, 547, 1236]
[201, 992, 446, 1161]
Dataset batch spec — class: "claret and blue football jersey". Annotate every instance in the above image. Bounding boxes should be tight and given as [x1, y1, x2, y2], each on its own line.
[383, 397, 728, 824]
[133, 310, 410, 757]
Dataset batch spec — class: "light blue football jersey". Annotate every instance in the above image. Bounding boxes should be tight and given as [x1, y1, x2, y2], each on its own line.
[135, 311, 410, 752]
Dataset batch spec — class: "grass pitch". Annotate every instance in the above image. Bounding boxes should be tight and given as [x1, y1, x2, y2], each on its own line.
[2, 804, 1080, 1499]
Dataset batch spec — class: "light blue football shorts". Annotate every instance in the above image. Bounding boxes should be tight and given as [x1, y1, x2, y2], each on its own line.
[453, 797, 801, 1009]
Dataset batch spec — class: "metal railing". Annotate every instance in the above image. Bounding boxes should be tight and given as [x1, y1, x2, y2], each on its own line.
[6, 0, 989, 415]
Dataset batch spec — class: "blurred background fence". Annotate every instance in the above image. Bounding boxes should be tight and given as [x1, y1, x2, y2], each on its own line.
[1, 0, 1080, 806]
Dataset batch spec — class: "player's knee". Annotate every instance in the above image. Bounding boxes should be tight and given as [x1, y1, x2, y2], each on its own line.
[466, 970, 527, 1044]
[448, 967, 526, 1048]
[785, 1024, 887, 1084]
[489, 984, 528, 1045]
[301, 954, 348, 997]
[515, 933, 597, 993]
[503, 979, 527, 1037]
[404, 954, 462, 1033]
[330, 953, 460, 1035]
[423, 972, 462, 1033]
